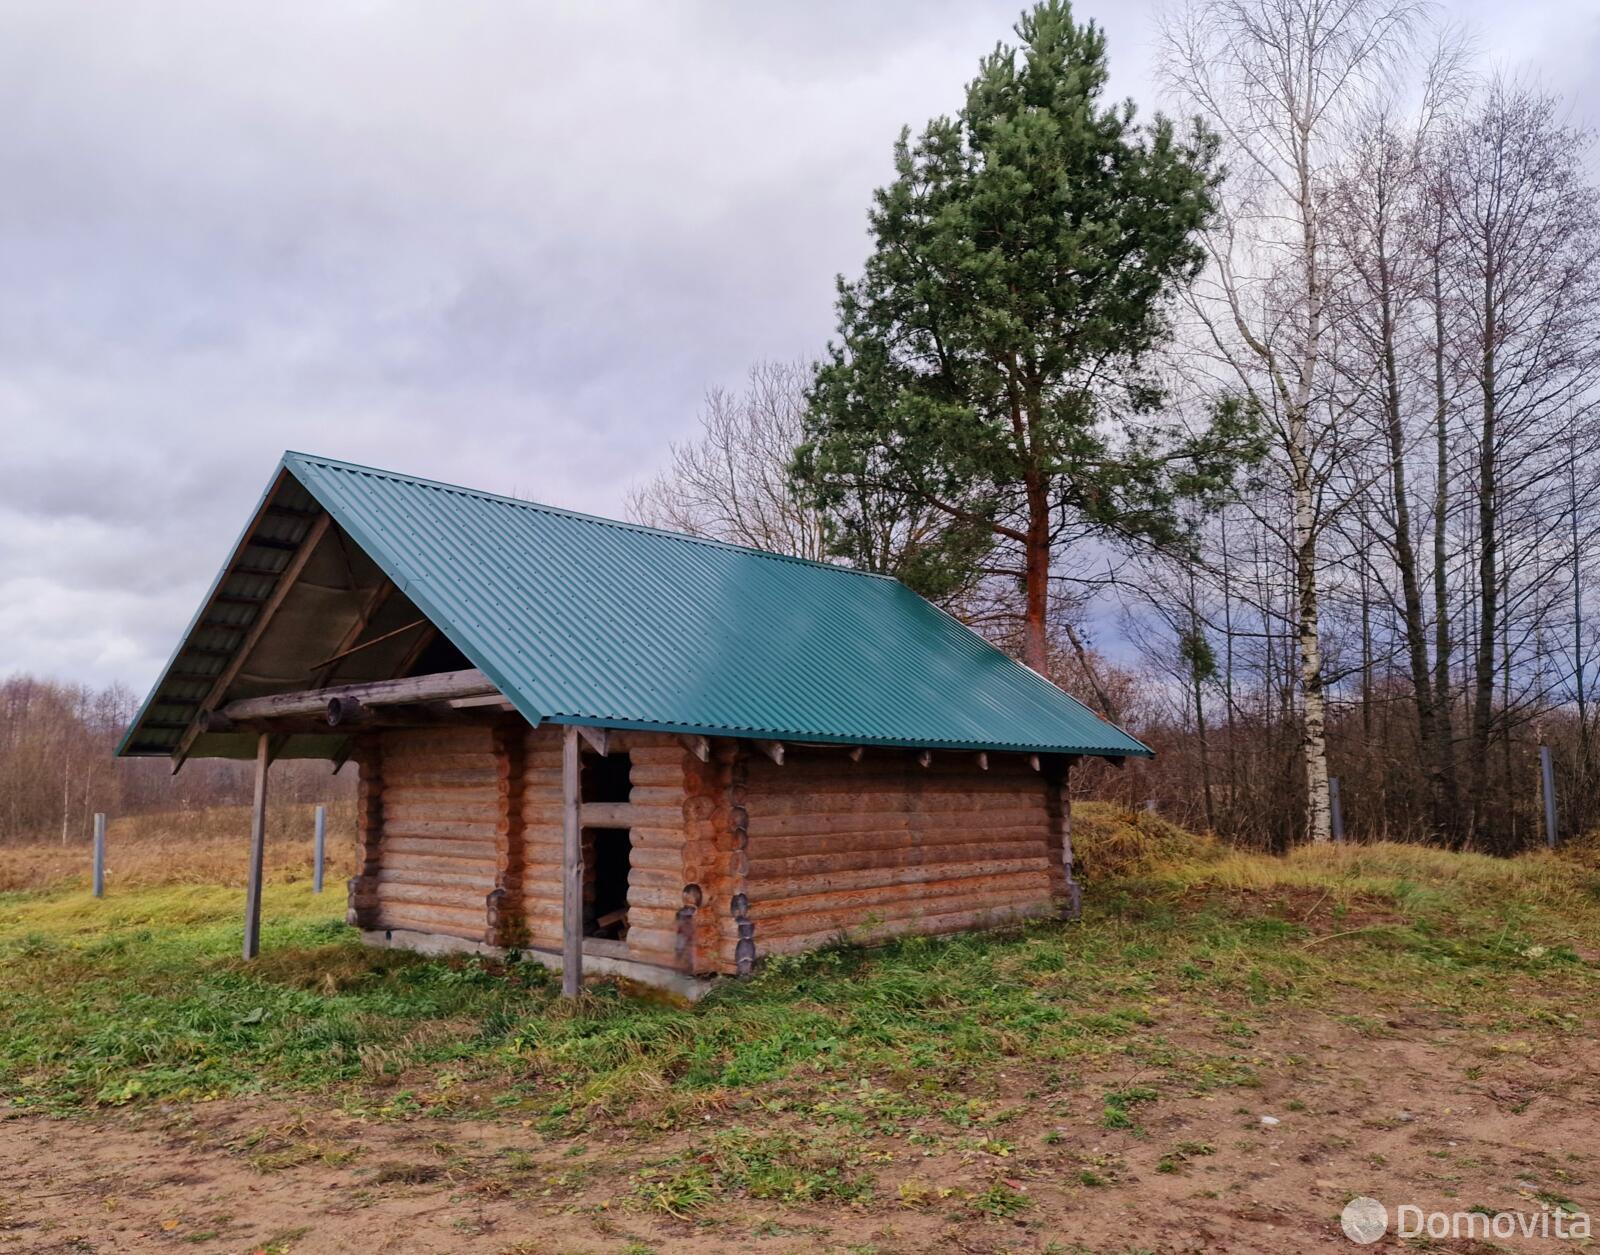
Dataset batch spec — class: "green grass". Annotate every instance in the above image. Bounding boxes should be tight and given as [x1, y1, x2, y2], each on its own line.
[1, 842, 1597, 1138]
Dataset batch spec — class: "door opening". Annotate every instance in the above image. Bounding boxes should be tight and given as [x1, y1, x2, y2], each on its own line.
[581, 751, 632, 940]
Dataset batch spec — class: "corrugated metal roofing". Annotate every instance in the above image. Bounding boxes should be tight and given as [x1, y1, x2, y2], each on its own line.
[123, 452, 1152, 759]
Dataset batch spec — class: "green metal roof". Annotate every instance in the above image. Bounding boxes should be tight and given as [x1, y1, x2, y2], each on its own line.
[122, 452, 1152, 760]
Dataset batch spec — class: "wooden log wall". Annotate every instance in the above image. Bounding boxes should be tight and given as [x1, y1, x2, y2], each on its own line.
[350, 725, 501, 942]
[345, 732, 385, 931]
[738, 748, 1058, 961]
[518, 727, 694, 971]
[519, 728, 564, 951]
[1042, 757, 1080, 921]
[487, 723, 528, 947]
[683, 744, 735, 976]
[351, 724, 1070, 979]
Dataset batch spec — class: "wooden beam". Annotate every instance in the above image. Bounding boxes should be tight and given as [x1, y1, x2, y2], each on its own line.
[447, 694, 517, 711]
[1028, 754, 1041, 772]
[326, 696, 367, 727]
[679, 734, 711, 762]
[755, 740, 785, 765]
[975, 752, 989, 771]
[242, 733, 270, 960]
[847, 745, 864, 762]
[561, 724, 583, 997]
[308, 616, 428, 673]
[576, 725, 610, 757]
[197, 709, 235, 734]
[916, 750, 933, 768]
[578, 801, 652, 829]
[175, 512, 332, 764]
[216, 703, 508, 736]
[219, 668, 496, 722]
[308, 579, 396, 689]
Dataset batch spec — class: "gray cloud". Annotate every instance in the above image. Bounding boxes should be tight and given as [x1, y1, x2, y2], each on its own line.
[0, 0, 1593, 693]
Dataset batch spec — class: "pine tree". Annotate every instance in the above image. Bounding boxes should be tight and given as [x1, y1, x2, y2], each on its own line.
[795, 0, 1258, 670]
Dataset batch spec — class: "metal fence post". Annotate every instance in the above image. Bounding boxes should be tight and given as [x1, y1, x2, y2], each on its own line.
[92, 813, 106, 897]
[313, 804, 327, 893]
[1329, 777, 1345, 844]
[1540, 744, 1558, 849]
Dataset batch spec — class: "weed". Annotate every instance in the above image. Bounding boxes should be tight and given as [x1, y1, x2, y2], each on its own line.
[970, 1180, 1030, 1217]
[634, 1164, 714, 1218]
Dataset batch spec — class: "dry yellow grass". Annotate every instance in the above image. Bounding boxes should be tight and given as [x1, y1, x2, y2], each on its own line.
[0, 801, 356, 893]
[1070, 800, 1221, 881]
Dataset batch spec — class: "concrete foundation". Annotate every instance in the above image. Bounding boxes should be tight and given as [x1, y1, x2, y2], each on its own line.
[359, 928, 717, 1002]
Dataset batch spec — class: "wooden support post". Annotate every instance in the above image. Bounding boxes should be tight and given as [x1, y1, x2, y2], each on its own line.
[561, 724, 583, 997]
[1540, 746, 1558, 848]
[92, 813, 106, 898]
[243, 733, 270, 960]
[313, 804, 327, 893]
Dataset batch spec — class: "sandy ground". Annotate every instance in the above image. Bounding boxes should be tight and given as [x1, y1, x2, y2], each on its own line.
[3, 1010, 1596, 1255]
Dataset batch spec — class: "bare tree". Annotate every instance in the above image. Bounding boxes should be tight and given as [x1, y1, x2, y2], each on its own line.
[1433, 80, 1600, 837]
[1161, 0, 1421, 842]
[626, 360, 828, 559]
[1321, 41, 1469, 835]
[629, 359, 998, 616]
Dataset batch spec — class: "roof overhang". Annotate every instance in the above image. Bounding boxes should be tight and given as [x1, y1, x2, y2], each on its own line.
[120, 452, 1155, 766]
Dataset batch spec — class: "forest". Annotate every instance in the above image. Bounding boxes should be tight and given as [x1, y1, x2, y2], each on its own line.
[0, 675, 346, 845]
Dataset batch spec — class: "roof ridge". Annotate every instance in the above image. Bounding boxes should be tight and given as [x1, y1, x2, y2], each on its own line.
[282, 451, 902, 582]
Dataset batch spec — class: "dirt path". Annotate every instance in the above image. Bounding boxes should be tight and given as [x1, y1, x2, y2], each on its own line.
[3, 1013, 1596, 1254]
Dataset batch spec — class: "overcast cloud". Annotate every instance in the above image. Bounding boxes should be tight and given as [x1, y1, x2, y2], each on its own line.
[1, 0, 1596, 693]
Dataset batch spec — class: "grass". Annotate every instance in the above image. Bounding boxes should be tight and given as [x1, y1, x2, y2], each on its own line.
[0, 801, 356, 893]
[1, 809, 1598, 1222]
[2, 836, 1593, 1117]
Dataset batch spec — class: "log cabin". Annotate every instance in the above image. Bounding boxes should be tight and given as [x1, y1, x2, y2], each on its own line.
[119, 453, 1152, 997]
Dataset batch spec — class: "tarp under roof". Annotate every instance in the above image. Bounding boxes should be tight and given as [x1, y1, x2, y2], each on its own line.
[119, 452, 1153, 761]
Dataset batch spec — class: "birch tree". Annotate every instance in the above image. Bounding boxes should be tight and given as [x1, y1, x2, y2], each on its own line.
[1161, 0, 1421, 842]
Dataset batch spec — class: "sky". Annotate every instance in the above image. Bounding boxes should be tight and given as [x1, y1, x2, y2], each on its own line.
[2, 0, 1597, 695]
